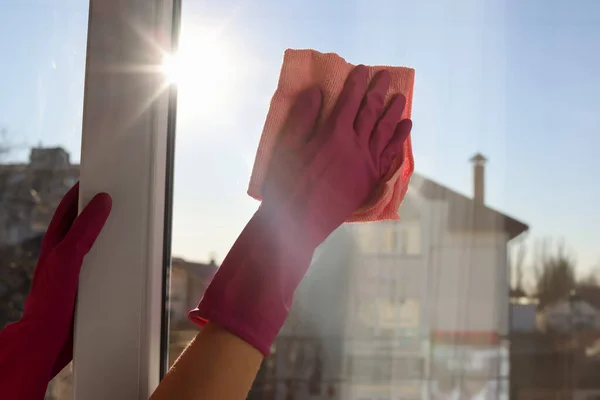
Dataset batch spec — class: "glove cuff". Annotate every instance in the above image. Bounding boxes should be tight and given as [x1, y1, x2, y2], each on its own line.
[188, 206, 317, 356]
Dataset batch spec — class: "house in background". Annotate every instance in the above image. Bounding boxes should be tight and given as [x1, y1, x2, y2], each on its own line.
[262, 154, 528, 400]
[510, 296, 539, 334]
[340, 153, 527, 400]
[0, 147, 78, 246]
[537, 293, 600, 333]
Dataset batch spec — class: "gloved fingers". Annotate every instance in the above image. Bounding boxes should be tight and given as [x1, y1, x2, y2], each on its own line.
[354, 69, 391, 142]
[24, 192, 109, 334]
[380, 119, 412, 178]
[328, 64, 369, 129]
[40, 182, 80, 259]
[278, 87, 322, 151]
[370, 94, 406, 159]
[59, 192, 112, 258]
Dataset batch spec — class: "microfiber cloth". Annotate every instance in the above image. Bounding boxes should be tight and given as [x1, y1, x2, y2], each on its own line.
[248, 49, 415, 222]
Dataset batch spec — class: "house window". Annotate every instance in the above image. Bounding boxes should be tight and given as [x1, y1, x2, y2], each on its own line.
[383, 222, 422, 255]
[355, 221, 421, 255]
[381, 225, 397, 252]
[399, 221, 422, 255]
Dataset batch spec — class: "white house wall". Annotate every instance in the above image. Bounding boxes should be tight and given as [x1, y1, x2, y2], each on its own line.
[430, 232, 509, 335]
[340, 193, 513, 336]
[345, 193, 512, 336]
[347, 255, 426, 336]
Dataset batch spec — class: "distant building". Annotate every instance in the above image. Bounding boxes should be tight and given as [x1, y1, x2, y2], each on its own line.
[538, 293, 600, 334]
[511, 297, 539, 333]
[0, 147, 78, 245]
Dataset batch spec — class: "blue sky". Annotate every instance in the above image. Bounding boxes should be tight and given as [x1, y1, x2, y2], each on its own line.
[1, 0, 599, 283]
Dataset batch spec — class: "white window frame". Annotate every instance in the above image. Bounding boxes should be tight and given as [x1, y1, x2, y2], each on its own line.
[74, 0, 179, 398]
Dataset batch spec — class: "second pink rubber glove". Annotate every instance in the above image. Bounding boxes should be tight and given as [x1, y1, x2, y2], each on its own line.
[189, 65, 413, 355]
[0, 183, 112, 400]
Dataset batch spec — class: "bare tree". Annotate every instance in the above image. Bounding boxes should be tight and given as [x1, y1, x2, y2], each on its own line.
[533, 237, 577, 308]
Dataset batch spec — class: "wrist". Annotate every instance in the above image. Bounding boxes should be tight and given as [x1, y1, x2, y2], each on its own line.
[255, 199, 334, 252]
[254, 205, 313, 247]
[188, 205, 318, 356]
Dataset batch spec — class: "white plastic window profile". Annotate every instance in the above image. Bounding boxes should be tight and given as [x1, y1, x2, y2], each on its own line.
[75, 0, 179, 398]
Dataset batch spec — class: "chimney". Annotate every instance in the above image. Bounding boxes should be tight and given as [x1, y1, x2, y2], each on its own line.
[209, 251, 217, 267]
[469, 153, 487, 204]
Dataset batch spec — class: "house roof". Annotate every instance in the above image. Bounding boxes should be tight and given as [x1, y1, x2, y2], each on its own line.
[171, 257, 217, 281]
[410, 173, 529, 240]
[541, 287, 600, 313]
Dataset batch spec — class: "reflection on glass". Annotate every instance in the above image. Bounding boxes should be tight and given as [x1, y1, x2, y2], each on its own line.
[0, 2, 89, 399]
[167, 1, 600, 399]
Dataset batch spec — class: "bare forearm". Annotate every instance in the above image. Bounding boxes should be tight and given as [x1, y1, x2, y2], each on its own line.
[150, 322, 263, 400]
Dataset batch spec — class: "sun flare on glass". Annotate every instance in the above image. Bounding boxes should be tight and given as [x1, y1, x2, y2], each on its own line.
[160, 26, 240, 120]
[161, 54, 180, 85]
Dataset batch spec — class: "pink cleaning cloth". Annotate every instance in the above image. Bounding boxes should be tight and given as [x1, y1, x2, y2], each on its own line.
[248, 49, 415, 222]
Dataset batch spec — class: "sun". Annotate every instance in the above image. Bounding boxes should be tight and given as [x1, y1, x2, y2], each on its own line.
[160, 25, 240, 119]
[160, 54, 181, 85]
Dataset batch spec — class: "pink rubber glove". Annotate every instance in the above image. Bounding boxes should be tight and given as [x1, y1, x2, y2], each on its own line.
[0, 183, 112, 400]
[190, 65, 412, 356]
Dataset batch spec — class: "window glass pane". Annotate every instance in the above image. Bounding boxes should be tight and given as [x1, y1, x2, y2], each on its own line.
[0, 1, 89, 399]
[165, 0, 598, 399]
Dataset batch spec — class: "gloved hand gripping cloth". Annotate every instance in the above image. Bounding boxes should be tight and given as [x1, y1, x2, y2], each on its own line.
[190, 49, 415, 356]
[249, 49, 415, 221]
